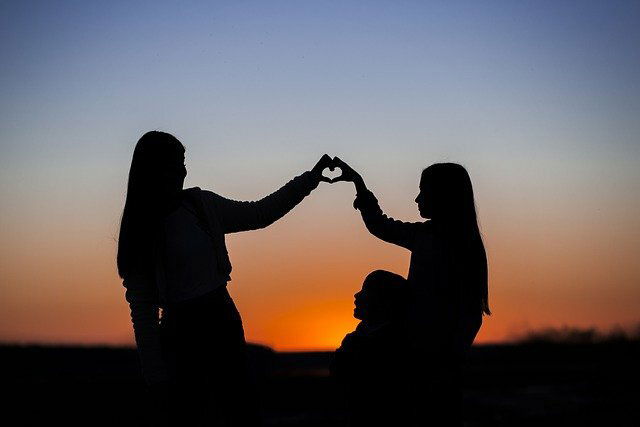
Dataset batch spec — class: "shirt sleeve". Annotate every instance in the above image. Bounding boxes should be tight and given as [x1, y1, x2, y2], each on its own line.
[123, 274, 168, 385]
[202, 171, 319, 233]
[353, 189, 422, 251]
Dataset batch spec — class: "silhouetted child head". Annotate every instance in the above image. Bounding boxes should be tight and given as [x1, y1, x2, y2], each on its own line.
[354, 270, 407, 323]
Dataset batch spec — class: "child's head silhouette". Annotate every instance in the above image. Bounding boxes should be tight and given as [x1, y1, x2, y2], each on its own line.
[354, 270, 407, 323]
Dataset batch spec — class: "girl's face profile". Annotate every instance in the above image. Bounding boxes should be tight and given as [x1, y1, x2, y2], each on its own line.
[179, 151, 187, 186]
[161, 149, 187, 194]
[415, 178, 431, 219]
[353, 288, 368, 320]
[353, 282, 390, 322]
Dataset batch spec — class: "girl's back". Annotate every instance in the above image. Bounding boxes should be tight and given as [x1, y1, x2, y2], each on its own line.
[406, 222, 483, 360]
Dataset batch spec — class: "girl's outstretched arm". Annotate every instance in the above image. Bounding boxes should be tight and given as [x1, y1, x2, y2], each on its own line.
[203, 155, 334, 233]
[333, 157, 422, 250]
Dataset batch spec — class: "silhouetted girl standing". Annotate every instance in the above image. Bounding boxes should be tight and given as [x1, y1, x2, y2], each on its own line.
[333, 158, 490, 426]
[117, 131, 333, 426]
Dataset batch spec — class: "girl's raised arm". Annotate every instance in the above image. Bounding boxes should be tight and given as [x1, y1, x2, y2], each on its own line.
[333, 157, 422, 250]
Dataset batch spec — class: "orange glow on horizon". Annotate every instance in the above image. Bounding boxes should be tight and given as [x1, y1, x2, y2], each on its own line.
[1, 176, 639, 351]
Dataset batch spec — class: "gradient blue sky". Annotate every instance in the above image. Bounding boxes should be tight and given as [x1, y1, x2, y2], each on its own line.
[1, 0, 639, 348]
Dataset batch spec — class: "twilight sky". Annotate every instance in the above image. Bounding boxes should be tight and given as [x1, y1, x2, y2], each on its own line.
[1, 0, 639, 350]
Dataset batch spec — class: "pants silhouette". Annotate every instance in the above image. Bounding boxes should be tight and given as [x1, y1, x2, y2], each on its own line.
[160, 286, 261, 426]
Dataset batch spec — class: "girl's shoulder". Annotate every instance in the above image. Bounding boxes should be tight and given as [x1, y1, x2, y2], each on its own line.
[182, 186, 202, 198]
[415, 220, 434, 235]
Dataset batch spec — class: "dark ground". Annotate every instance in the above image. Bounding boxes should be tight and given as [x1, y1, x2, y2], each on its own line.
[1, 341, 638, 426]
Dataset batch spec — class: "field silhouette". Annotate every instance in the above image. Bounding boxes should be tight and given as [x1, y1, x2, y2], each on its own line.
[2, 333, 638, 426]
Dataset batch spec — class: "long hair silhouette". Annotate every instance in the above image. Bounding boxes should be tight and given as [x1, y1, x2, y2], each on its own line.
[420, 163, 490, 315]
[117, 131, 186, 278]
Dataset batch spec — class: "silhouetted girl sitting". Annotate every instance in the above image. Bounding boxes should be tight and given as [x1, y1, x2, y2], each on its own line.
[332, 158, 490, 426]
[331, 270, 411, 427]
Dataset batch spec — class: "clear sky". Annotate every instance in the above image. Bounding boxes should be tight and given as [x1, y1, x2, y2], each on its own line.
[1, 0, 639, 350]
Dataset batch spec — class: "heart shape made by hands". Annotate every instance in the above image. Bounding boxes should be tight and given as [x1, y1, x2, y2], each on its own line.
[322, 166, 344, 182]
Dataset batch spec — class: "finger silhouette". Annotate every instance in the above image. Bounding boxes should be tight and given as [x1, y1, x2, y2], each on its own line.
[321, 154, 335, 171]
[330, 157, 355, 182]
[313, 154, 336, 181]
[333, 157, 351, 171]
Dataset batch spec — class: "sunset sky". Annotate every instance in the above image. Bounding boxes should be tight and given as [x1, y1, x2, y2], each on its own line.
[1, 1, 639, 350]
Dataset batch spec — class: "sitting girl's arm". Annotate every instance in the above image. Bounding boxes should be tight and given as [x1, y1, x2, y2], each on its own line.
[334, 157, 421, 250]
